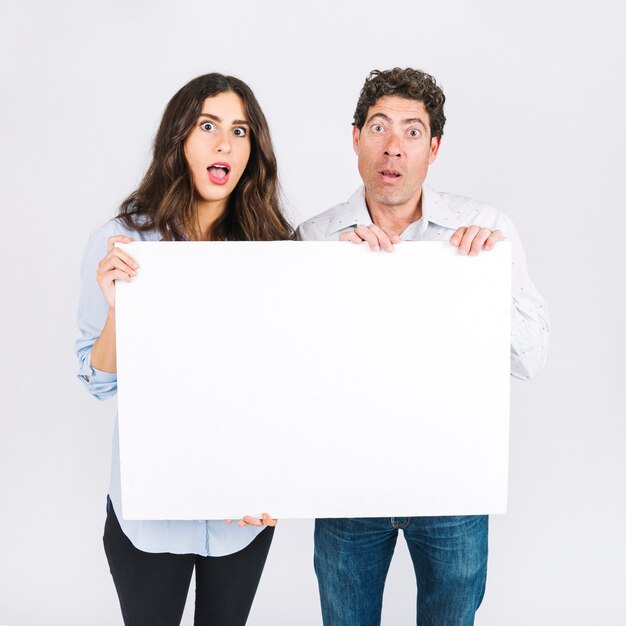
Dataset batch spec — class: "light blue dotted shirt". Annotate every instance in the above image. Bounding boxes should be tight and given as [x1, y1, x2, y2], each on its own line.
[76, 218, 265, 556]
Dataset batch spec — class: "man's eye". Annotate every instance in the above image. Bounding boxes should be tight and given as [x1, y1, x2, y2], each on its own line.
[200, 122, 215, 131]
[408, 129, 422, 138]
[233, 127, 247, 137]
[371, 124, 384, 133]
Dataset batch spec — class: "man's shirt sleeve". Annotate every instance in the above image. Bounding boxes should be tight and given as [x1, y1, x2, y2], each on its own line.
[495, 213, 550, 380]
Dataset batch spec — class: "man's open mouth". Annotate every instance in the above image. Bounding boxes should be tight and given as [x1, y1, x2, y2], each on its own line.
[380, 169, 401, 179]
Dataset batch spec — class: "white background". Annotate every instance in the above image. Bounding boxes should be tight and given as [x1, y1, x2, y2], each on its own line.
[0, 1, 624, 624]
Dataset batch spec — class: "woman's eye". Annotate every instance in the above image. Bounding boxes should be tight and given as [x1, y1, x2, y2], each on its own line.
[200, 121, 215, 131]
[233, 127, 247, 137]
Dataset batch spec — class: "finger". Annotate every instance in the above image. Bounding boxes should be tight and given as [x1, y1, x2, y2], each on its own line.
[98, 254, 138, 279]
[226, 519, 233, 524]
[339, 231, 365, 244]
[261, 513, 278, 527]
[240, 516, 264, 527]
[469, 228, 493, 256]
[107, 235, 134, 254]
[389, 231, 401, 244]
[458, 225, 480, 256]
[449, 227, 466, 247]
[111, 247, 139, 270]
[484, 229, 505, 250]
[100, 247, 139, 271]
[355, 225, 381, 251]
[109, 254, 139, 276]
[99, 269, 133, 288]
[368, 224, 394, 253]
[98, 260, 136, 284]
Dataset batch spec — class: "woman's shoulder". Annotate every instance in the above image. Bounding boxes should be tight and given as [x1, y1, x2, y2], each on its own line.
[89, 215, 161, 242]
[82, 216, 160, 267]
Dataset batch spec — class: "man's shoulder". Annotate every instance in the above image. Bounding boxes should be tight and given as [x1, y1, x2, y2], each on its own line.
[296, 189, 364, 241]
[427, 187, 514, 232]
[295, 203, 349, 240]
[296, 186, 516, 240]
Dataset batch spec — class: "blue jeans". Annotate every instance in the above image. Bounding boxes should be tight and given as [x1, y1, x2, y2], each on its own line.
[314, 516, 488, 626]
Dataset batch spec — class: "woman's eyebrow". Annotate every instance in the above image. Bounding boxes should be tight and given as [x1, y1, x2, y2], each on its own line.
[198, 113, 249, 125]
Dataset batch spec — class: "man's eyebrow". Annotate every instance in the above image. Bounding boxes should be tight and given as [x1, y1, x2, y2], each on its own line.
[365, 112, 427, 130]
[365, 112, 392, 125]
[198, 113, 249, 125]
[402, 117, 427, 129]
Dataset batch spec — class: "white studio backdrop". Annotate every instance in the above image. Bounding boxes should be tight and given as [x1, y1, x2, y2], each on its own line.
[0, 1, 624, 625]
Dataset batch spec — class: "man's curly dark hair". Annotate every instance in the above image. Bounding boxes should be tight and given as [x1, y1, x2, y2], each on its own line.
[352, 68, 446, 139]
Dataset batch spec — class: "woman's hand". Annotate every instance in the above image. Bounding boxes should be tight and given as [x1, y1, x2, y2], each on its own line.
[96, 235, 138, 309]
[226, 514, 278, 527]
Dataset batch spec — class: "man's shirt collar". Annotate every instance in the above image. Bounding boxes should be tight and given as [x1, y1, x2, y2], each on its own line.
[325, 185, 461, 238]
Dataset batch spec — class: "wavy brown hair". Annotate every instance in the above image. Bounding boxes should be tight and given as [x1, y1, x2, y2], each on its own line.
[117, 73, 292, 241]
[353, 68, 446, 139]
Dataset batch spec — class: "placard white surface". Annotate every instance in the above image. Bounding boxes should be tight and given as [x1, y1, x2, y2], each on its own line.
[115, 241, 511, 520]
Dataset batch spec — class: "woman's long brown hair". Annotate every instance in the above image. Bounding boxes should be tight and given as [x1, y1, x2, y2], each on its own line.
[117, 73, 292, 241]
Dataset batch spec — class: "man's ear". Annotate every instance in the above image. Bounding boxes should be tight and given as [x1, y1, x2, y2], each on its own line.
[428, 136, 441, 164]
[352, 125, 360, 155]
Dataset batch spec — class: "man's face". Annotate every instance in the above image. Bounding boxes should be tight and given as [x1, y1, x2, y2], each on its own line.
[353, 95, 440, 208]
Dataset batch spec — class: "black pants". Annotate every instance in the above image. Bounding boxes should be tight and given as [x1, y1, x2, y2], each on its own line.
[103, 499, 274, 626]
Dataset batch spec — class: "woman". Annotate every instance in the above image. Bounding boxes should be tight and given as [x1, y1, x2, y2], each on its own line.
[76, 73, 291, 626]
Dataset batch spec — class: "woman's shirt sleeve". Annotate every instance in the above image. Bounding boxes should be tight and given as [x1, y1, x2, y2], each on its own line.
[75, 219, 123, 400]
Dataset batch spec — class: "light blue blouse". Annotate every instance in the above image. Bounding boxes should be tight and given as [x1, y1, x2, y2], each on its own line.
[76, 217, 265, 556]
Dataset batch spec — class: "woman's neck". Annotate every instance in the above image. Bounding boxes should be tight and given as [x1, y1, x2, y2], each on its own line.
[196, 199, 227, 240]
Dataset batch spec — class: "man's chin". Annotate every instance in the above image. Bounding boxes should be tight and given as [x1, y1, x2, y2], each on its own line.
[369, 189, 415, 207]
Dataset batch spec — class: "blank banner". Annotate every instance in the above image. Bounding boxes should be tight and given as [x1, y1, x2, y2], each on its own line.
[115, 241, 511, 520]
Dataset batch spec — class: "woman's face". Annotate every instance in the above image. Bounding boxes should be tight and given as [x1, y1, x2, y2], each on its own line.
[184, 92, 252, 212]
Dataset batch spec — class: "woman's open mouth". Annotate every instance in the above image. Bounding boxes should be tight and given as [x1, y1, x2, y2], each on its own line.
[207, 163, 231, 185]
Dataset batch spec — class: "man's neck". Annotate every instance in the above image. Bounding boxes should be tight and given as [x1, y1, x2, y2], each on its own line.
[365, 188, 423, 236]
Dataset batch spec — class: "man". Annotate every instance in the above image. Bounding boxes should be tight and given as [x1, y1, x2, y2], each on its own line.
[296, 68, 549, 626]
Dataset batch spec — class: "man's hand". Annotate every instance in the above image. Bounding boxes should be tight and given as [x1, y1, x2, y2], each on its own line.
[449, 226, 504, 255]
[340, 223, 504, 255]
[339, 224, 400, 252]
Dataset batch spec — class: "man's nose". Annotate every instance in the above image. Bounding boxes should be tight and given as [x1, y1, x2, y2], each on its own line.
[383, 133, 401, 157]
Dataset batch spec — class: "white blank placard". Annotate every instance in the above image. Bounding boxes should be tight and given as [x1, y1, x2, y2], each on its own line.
[115, 241, 511, 520]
